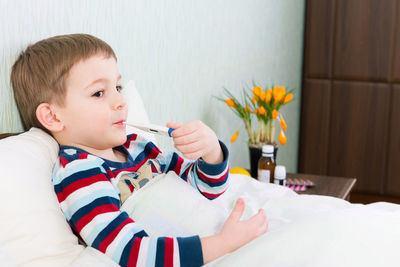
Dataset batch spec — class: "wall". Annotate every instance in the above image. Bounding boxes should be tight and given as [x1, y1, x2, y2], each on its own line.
[0, 0, 305, 172]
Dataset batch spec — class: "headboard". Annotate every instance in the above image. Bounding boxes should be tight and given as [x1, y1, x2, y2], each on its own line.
[0, 133, 20, 140]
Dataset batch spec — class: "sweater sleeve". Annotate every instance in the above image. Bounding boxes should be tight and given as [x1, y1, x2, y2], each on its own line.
[156, 140, 230, 200]
[52, 153, 203, 267]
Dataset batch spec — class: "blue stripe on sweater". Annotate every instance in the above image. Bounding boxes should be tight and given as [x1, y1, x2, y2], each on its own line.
[195, 176, 229, 192]
[119, 236, 134, 266]
[166, 152, 179, 173]
[92, 212, 127, 249]
[69, 196, 120, 229]
[155, 237, 165, 267]
[177, 236, 203, 267]
[64, 188, 118, 220]
[54, 166, 107, 194]
[146, 238, 157, 267]
[132, 142, 159, 165]
[112, 229, 135, 264]
[196, 141, 229, 175]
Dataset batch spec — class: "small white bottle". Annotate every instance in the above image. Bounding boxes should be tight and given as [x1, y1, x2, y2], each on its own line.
[274, 165, 286, 186]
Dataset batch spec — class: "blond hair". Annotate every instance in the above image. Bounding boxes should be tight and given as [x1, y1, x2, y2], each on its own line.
[10, 33, 116, 132]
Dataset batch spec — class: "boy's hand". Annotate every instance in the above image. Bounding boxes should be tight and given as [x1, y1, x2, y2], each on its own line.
[201, 198, 268, 263]
[167, 120, 224, 164]
[219, 198, 268, 251]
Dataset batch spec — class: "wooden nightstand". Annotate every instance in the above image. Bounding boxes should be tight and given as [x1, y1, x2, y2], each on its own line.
[287, 173, 357, 200]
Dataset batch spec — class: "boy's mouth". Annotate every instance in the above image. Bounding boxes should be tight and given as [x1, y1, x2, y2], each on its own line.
[114, 120, 126, 125]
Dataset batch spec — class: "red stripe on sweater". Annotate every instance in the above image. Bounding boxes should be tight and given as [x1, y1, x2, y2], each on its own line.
[151, 165, 158, 173]
[127, 237, 142, 267]
[174, 156, 184, 175]
[128, 183, 134, 192]
[184, 163, 193, 178]
[164, 237, 174, 267]
[113, 147, 162, 177]
[98, 218, 133, 253]
[202, 188, 227, 199]
[150, 146, 162, 157]
[75, 204, 121, 233]
[78, 153, 88, 160]
[56, 173, 109, 203]
[123, 134, 138, 149]
[197, 169, 228, 183]
[60, 157, 69, 168]
[107, 169, 114, 178]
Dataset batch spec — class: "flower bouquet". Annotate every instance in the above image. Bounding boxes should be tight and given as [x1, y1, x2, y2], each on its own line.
[220, 83, 294, 148]
[219, 83, 294, 177]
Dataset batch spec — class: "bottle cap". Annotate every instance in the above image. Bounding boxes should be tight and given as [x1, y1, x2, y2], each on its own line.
[262, 145, 274, 155]
[274, 165, 286, 179]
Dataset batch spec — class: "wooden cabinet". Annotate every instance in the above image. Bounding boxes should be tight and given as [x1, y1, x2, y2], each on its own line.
[333, 0, 396, 81]
[303, 0, 335, 78]
[299, 79, 331, 174]
[300, 0, 400, 203]
[386, 85, 400, 196]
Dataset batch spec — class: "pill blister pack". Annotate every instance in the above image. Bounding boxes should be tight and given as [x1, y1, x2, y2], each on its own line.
[285, 178, 316, 192]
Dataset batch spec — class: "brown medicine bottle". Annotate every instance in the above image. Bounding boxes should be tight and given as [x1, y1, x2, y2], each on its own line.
[257, 145, 276, 183]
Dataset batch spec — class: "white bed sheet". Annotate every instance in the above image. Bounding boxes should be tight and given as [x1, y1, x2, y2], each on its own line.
[120, 172, 400, 267]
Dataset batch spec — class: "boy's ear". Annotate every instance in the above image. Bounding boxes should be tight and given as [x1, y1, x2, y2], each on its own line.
[36, 103, 64, 132]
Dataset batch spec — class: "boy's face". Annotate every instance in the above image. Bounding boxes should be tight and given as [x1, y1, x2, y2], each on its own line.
[53, 54, 128, 152]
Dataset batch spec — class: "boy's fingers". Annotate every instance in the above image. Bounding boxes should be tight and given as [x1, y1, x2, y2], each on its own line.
[251, 209, 268, 227]
[170, 121, 200, 137]
[173, 131, 201, 145]
[258, 210, 268, 234]
[228, 198, 245, 221]
[175, 141, 203, 154]
[166, 122, 182, 129]
[167, 122, 185, 138]
[179, 150, 202, 160]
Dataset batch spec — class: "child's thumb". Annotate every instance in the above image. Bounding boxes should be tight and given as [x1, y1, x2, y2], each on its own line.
[229, 198, 245, 221]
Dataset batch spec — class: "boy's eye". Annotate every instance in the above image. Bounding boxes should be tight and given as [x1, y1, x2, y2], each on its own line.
[92, 90, 104, 97]
[116, 85, 123, 92]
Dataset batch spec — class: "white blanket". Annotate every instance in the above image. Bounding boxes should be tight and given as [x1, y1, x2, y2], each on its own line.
[120, 172, 400, 267]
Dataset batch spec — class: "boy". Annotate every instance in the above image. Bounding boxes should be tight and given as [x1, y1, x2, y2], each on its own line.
[11, 34, 267, 267]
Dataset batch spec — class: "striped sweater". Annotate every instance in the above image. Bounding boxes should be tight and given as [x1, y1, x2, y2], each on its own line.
[52, 133, 229, 267]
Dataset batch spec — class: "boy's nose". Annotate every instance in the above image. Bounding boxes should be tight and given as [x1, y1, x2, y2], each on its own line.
[112, 91, 126, 110]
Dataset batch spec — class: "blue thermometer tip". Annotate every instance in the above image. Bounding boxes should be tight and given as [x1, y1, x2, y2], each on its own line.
[168, 128, 174, 137]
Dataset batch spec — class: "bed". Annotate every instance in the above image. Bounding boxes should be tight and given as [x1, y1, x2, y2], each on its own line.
[1, 81, 400, 267]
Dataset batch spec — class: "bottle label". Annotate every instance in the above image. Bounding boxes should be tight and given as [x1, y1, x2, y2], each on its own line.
[274, 179, 286, 186]
[258, 170, 270, 183]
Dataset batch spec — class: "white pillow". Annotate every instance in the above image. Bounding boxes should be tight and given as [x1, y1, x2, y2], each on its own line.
[0, 128, 84, 266]
[122, 80, 157, 144]
[0, 80, 152, 266]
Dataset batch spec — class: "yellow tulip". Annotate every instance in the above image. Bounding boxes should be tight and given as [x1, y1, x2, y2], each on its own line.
[265, 89, 272, 103]
[244, 105, 252, 113]
[284, 93, 293, 104]
[251, 96, 256, 105]
[225, 99, 236, 107]
[279, 130, 287, 146]
[272, 109, 278, 119]
[279, 86, 286, 96]
[273, 86, 286, 103]
[254, 108, 259, 115]
[258, 106, 266, 115]
[272, 86, 280, 99]
[230, 131, 239, 143]
[280, 116, 287, 131]
[260, 91, 266, 101]
[253, 86, 263, 97]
